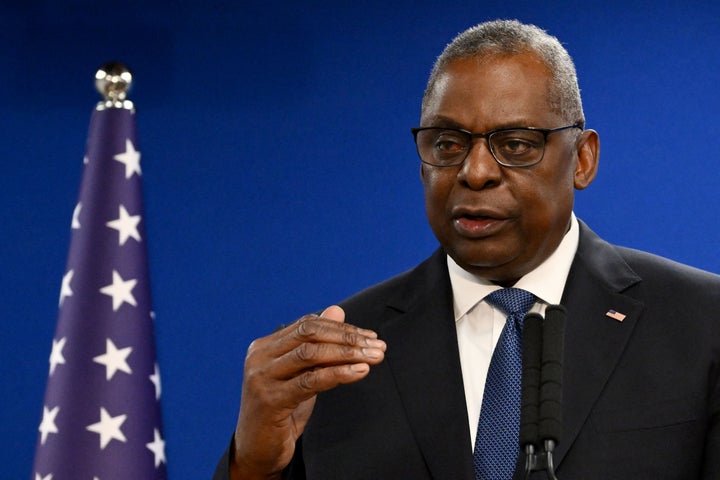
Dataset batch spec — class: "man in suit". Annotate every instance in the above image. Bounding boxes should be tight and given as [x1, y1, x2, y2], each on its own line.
[215, 20, 720, 479]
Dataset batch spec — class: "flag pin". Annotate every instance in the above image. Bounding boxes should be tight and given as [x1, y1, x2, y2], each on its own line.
[606, 309, 626, 322]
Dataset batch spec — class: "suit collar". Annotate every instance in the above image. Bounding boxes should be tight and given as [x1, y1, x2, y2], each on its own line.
[573, 220, 641, 292]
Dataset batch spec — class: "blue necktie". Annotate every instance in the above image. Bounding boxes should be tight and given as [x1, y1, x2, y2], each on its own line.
[473, 288, 537, 480]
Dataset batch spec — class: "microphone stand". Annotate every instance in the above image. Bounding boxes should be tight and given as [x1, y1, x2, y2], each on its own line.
[522, 441, 558, 480]
[543, 440, 559, 480]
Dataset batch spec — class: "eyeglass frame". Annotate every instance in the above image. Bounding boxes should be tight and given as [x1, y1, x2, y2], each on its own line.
[410, 123, 584, 168]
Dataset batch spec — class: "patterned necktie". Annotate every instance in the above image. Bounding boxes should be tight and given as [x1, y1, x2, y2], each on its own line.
[473, 288, 537, 480]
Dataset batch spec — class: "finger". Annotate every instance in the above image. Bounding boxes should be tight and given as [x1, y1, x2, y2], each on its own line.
[288, 362, 373, 398]
[273, 335, 385, 378]
[244, 316, 385, 382]
[317, 306, 378, 339]
[319, 304, 345, 322]
[273, 315, 383, 354]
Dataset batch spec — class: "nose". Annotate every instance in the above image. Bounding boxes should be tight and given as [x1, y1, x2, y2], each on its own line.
[457, 138, 503, 189]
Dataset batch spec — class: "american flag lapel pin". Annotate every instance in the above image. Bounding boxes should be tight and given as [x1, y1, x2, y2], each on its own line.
[606, 309, 626, 322]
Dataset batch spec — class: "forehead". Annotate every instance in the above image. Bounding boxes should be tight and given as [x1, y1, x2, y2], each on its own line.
[422, 53, 561, 130]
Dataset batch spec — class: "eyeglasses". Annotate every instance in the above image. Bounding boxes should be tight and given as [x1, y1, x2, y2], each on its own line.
[410, 124, 583, 168]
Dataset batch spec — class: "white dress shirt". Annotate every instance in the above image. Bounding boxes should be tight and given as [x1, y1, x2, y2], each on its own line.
[449, 214, 580, 449]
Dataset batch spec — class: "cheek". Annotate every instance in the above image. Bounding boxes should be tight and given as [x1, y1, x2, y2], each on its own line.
[421, 170, 454, 230]
[519, 167, 576, 230]
[421, 169, 449, 205]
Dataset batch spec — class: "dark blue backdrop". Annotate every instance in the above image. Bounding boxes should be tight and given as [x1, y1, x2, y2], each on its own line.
[3, 1, 719, 478]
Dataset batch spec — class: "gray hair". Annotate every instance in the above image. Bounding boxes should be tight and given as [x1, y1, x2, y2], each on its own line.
[422, 20, 585, 127]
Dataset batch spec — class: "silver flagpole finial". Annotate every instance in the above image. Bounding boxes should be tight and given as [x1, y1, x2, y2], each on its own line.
[95, 62, 134, 111]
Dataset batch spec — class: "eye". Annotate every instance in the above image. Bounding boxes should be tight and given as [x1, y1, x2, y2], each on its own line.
[433, 131, 468, 154]
[492, 131, 543, 157]
[500, 139, 535, 155]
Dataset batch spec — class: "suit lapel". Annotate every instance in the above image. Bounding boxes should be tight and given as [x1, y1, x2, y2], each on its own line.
[551, 222, 644, 468]
[379, 249, 475, 480]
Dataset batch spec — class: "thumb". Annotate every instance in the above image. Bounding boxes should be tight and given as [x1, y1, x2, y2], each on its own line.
[319, 305, 345, 322]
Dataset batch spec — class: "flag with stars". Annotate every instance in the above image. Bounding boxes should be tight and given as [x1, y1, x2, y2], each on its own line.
[32, 102, 166, 479]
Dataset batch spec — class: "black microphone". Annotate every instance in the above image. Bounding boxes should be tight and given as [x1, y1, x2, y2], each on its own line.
[539, 305, 566, 446]
[539, 304, 566, 480]
[520, 313, 543, 450]
[521, 305, 566, 480]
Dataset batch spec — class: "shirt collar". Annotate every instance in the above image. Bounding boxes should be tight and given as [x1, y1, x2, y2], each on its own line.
[447, 213, 580, 321]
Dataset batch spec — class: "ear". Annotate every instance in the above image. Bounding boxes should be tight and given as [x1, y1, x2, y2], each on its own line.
[574, 129, 600, 190]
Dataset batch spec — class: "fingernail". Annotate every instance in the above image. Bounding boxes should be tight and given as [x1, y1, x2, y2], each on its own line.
[358, 328, 378, 339]
[351, 363, 369, 373]
[366, 339, 386, 350]
[363, 348, 384, 359]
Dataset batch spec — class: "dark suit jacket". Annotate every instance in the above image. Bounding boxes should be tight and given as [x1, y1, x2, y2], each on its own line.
[215, 222, 720, 479]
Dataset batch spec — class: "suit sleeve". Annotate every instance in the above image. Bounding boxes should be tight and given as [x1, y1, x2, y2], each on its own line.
[211, 436, 306, 480]
[702, 370, 720, 478]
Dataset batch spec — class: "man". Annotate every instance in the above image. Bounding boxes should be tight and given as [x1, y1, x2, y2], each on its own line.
[215, 20, 720, 479]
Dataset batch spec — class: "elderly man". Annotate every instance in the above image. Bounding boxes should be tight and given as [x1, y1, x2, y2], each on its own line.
[215, 19, 720, 480]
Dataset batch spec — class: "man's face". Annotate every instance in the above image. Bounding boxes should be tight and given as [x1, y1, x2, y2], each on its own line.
[420, 53, 596, 285]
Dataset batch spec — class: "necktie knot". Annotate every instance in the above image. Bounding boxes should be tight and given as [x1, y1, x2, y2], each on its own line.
[485, 288, 536, 323]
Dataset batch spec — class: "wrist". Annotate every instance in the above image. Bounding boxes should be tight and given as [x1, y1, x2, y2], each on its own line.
[228, 438, 284, 480]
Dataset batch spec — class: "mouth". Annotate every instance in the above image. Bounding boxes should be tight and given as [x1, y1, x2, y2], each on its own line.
[452, 208, 509, 238]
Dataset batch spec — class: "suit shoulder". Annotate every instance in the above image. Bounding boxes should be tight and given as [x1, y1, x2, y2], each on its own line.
[616, 245, 720, 285]
[612, 245, 720, 311]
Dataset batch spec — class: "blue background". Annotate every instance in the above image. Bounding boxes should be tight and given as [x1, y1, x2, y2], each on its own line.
[3, 1, 719, 478]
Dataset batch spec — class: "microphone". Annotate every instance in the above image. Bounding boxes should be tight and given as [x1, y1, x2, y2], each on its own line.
[539, 304, 566, 479]
[521, 305, 566, 480]
[520, 313, 543, 450]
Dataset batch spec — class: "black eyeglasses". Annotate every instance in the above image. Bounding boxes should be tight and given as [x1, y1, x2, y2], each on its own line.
[410, 124, 583, 168]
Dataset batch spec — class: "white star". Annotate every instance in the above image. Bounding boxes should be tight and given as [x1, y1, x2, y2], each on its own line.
[93, 338, 133, 380]
[86, 407, 127, 449]
[113, 139, 142, 179]
[146, 428, 167, 467]
[48, 337, 67, 376]
[38, 405, 60, 445]
[71, 202, 82, 229]
[59, 269, 74, 307]
[35, 473, 53, 480]
[149, 363, 162, 400]
[99, 270, 137, 311]
[106, 205, 141, 246]
[83, 155, 89, 165]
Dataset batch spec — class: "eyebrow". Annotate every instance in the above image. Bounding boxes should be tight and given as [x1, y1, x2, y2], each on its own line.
[421, 115, 465, 129]
[421, 115, 538, 131]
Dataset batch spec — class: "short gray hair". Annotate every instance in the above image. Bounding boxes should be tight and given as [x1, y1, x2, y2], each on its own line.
[422, 19, 585, 127]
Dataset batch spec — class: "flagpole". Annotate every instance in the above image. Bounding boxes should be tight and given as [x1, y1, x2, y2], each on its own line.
[32, 63, 167, 480]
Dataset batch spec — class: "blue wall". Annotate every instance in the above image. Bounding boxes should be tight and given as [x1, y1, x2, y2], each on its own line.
[3, 1, 719, 478]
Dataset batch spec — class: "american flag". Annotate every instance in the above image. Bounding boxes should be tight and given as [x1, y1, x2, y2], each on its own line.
[32, 101, 167, 479]
[605, 309, 627, 322]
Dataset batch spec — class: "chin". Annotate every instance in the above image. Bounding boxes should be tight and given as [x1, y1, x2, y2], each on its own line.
[448, 247, 522, 279]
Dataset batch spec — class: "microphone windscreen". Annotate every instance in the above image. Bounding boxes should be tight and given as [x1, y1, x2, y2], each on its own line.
[520, 312, 543, 448]
[539, 304, 566, 444]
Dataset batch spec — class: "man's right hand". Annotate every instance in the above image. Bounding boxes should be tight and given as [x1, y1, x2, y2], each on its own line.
[229, 305, 387, 479]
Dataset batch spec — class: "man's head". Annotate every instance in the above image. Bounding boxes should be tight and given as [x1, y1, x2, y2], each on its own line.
[423, 20, 585, 128]
[417, 20, 599, 286]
